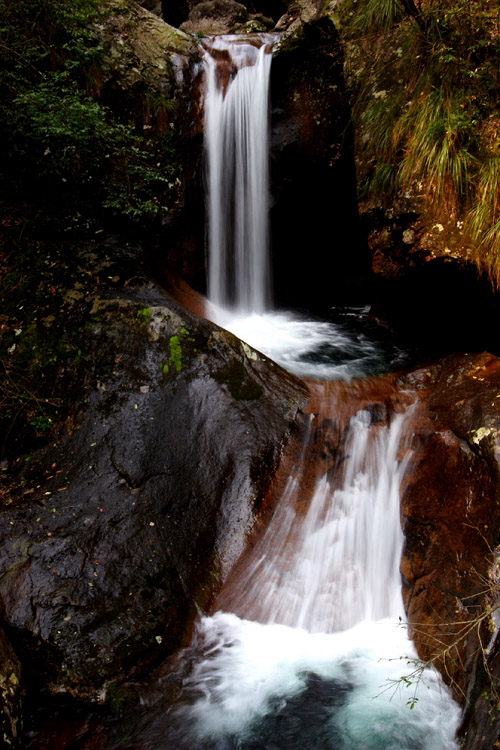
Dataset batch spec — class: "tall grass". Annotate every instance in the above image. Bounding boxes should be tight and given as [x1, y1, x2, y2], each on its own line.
[466, 154, 500, 281]
[396, 87, 475, 209]
[349, 0, 405, 32]
[341, 0, 500, 283]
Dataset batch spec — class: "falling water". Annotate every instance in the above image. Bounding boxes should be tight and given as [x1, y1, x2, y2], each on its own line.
[204, 36, 274, 312]
[202, 37, 410, 377]
[216, 384, 411, 632]
[169, 34, 463, 750]
[84, 34, 462, 750]
[118, 383, 460, 749]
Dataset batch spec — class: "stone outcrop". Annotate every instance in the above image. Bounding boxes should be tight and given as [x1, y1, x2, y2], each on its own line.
[399, 353, 500, 748]
[98, 0, 198, 126]
[181, 0, 247, 35]
[0, 270, 307, 704]
[270, 11, 370, 310]
[159, 0, 287, 30]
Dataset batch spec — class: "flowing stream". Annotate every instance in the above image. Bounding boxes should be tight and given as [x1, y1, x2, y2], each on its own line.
[32, 34, 461, 749]
[22, 33, 463, 750]
[163, 34, 460, 749]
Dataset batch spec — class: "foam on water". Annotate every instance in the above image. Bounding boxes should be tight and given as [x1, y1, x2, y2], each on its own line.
[213, 306, 408, 380]
[158, 613, 460, 750]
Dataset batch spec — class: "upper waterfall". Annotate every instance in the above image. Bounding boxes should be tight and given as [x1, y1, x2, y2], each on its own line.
[203, 35, 276, 313]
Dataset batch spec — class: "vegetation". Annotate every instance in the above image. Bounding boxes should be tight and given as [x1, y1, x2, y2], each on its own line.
[0, 0, 182, 459]
[339, 0, 500, 283]
[0, 0, 179, 233]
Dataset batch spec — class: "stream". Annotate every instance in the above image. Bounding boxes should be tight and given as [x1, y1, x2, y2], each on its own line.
[27, 33, 462, 749]
[122, 34, 461, 750]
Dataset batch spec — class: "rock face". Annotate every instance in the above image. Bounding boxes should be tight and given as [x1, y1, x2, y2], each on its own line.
[99, 0, 198, 125]
[180, 0, 252, 34]
[399, 353, 500, 748]
[0, 279, 307, 702]
[270, 12, 370, 310]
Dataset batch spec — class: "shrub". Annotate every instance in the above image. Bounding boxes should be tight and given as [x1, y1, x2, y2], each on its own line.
[0, 0, 178, 232]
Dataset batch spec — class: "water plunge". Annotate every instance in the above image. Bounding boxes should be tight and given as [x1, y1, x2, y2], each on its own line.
[204, 35, 274, 312]
[203, 36, 410, 380]
[216, 383, 412, 632]
[126, 384, 460, 750]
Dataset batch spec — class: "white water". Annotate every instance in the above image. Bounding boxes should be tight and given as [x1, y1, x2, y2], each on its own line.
[218, 408, 411, 632]
[212, 305, 409, 379]
[204, 35, 274, 312]
[144, 399, 461, 749]
[149, 395, 460, 750]
[202, 35, 411, 380]
[157, 35, 463, 750]
[166, 614, 460, 750]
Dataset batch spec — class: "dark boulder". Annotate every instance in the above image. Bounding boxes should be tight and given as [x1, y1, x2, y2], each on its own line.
[0, 283, 307, 703]
[270, 14, 370, 311]
[180, 0, 249, 34]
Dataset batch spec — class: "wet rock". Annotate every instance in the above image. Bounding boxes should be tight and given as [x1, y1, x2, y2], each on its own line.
[270, 14, 370, 310]
[399, 353, 500, 745]
[0, 283, 307, 703]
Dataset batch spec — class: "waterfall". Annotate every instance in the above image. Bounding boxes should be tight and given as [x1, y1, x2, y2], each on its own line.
[119, 34, 462, 750]
[128, 386, 461, 750]
[215, 387, 411, 632]
[203, 36, 274, 312]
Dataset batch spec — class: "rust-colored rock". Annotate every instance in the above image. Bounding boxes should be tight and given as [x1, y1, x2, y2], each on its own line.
[398, 353, 500, 746]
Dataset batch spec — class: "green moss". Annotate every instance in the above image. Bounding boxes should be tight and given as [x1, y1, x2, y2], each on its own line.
[213, 361, 263, 401]
[168, 335, 183, 374]
[136, 307, 151, 323]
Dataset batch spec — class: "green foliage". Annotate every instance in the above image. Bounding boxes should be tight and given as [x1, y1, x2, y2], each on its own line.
[0, 0, 179, 233]
[348, 0, 404, 33]
[395, 86, 475, 208]
[342, 0, 500, 283]
[0, 0, 104, 89]
[29, 415, 53, 431]
[466, 153, 500, 280]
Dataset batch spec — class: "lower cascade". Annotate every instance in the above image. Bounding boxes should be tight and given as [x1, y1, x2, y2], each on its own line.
[115, 384, 461, 749]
